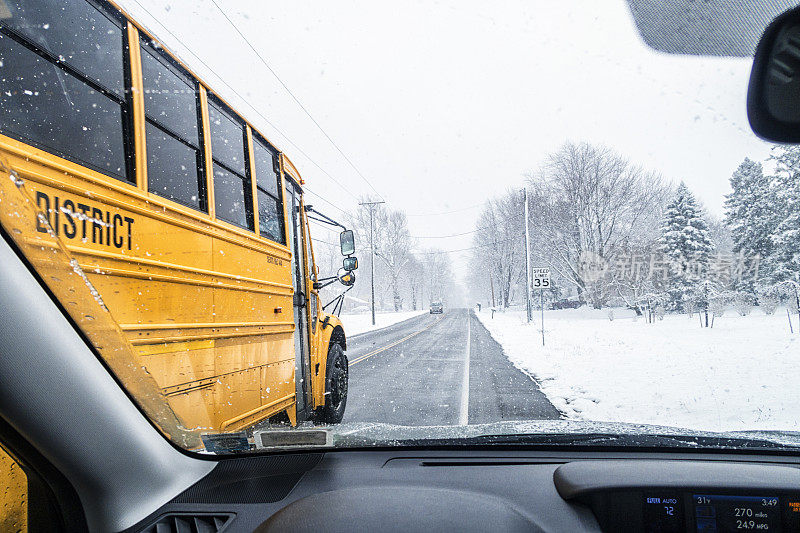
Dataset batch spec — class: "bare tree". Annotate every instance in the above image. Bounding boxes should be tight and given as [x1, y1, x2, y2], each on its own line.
[347, 199, 415, 312]
[406, 255, 424, 310]
[607, 241, 662, 315]
[526, 141, 668, 308]
[420, 249, 457, 306]
[376, 211, 414, 311]
[469, 190, 526, 308]
[707, 214, 734, 255]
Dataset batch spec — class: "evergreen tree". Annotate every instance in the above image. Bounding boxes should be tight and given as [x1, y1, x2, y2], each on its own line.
[767, 146, 800, 285]
[659, 183, 713, 311]
[723, 158, 776, 290]
[724, 158, 774, 257]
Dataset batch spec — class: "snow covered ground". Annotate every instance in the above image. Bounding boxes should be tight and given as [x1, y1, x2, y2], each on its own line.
[475, 306, 800, 433]
[339, 310, 429, 336]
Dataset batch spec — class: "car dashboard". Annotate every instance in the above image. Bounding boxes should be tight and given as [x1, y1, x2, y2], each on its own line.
[124, 448, 800, 532]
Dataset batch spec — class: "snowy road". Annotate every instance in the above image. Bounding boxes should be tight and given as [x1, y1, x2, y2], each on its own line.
[343, 308, 562, 426]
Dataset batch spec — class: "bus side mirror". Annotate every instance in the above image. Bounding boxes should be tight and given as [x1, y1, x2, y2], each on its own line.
[340, 230, 355, 256]
[343, 256, 358, 271]
[339, 270, 356, 286]
[748, 5, 800, 142]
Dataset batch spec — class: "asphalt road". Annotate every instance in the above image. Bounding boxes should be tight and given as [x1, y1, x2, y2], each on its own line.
[343, 308, 562, 426]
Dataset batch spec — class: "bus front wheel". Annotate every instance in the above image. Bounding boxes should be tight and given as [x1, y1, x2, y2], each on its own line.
[317, 343, 348, 424]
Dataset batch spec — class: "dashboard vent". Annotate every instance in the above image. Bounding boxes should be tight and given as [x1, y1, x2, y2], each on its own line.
[138, 513, 234, 533]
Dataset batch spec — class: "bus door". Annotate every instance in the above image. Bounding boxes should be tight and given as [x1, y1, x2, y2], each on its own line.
[285, 184, 313, 418]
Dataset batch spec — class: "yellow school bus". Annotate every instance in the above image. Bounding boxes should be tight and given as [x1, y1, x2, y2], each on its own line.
[0, 0, 356, 443]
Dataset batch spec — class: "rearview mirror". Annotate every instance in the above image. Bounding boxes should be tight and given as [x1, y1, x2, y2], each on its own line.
[339, 270, 355, 287]
[340, 230, 355, 256]
[748, 6, 800, 141]
[343, 256, 358, 271]
[625, 0, 790, 57]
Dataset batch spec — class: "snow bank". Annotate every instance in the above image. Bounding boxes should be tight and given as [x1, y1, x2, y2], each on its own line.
[339, 309, 429, 336]
[475, 306, 800, 433]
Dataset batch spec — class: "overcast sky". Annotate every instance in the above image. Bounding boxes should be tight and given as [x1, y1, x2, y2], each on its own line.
[117, 0, 777, 279]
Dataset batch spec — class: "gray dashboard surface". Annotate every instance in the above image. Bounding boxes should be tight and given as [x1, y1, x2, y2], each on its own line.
[256, 486, 538, 532]
[554, 460, 800, 500]
[131, 449, 800, 532]
[274, 454, 599, 532]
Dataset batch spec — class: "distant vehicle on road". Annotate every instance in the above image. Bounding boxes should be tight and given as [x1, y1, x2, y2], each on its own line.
[430, 301, 444, 314]
[550, 299, 582, 310]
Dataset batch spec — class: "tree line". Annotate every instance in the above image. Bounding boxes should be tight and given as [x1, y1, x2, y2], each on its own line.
[468, 141, 800, 321]
[313, 200, 460, 314]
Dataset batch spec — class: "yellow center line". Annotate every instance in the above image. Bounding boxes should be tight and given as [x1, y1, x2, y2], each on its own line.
[348, 315, 445, 367]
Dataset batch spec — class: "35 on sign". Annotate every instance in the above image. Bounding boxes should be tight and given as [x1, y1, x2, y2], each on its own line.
[532, 267, 550, 289]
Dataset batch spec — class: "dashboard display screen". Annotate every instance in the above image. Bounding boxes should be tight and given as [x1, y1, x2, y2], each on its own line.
[693, 494, 781, 532]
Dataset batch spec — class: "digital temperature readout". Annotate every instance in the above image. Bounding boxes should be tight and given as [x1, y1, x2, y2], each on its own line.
[693, 495, 781, 532]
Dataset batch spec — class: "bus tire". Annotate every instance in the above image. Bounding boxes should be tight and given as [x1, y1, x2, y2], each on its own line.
[317, 343, 348, 424]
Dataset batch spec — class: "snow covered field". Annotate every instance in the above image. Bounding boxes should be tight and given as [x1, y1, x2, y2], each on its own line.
[339, 310, 428, 336]
[475, 306, 800, 433]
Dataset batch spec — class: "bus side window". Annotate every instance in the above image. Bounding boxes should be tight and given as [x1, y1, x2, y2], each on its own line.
[0, 0, 132, 182]
[0, 444, 27, 532]
[140, 39, 206, 211]
[208, 96, 254, 231]
[252, 136, 286, 244]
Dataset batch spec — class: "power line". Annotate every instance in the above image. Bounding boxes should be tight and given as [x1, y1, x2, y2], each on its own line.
[304, 187, 349, 215]
[309, 218, 342, 235]
[125, 0, 361, 202]
[413, 229, 478, 239]
[207, 0, 386, 202]
[410, 213, 522, 239]
[309, 217, 339, 229]
[406, 202, 484, 217]
[412, 229, 478, 239]
[412, 238, 516, 255]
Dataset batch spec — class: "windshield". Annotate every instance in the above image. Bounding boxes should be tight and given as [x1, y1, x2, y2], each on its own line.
[1, 0, 800, 455]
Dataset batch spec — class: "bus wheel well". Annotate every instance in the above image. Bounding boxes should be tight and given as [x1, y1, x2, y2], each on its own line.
[330, 325, 346, 351]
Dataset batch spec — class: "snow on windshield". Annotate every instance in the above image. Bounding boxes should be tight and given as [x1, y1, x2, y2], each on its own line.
[1, 0, 798, 454]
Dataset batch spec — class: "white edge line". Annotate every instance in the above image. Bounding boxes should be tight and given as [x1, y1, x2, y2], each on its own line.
[459, 309, 471, 425]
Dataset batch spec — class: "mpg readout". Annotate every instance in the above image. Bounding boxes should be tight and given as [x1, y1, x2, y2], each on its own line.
[693, 495, 780, 532]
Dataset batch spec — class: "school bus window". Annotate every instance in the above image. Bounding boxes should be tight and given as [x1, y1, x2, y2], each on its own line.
[252, 136, 285, 244]
[208, 97, 246, 174]
[208, 96, 253, 230]
[1, 0, 125, 97]
[0, 1, 132, 182]
[253, 137, 279, 196]
[256, 190, 283, 243]
[141, 39, 206, 210]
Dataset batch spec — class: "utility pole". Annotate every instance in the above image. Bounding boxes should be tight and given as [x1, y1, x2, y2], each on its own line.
[359, 200, 385, 326]
[523, 188, 533, 323]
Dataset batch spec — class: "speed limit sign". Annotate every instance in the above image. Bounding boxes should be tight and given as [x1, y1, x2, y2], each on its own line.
[531, 267, 550, 289]
[531, 267, 551, 346]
